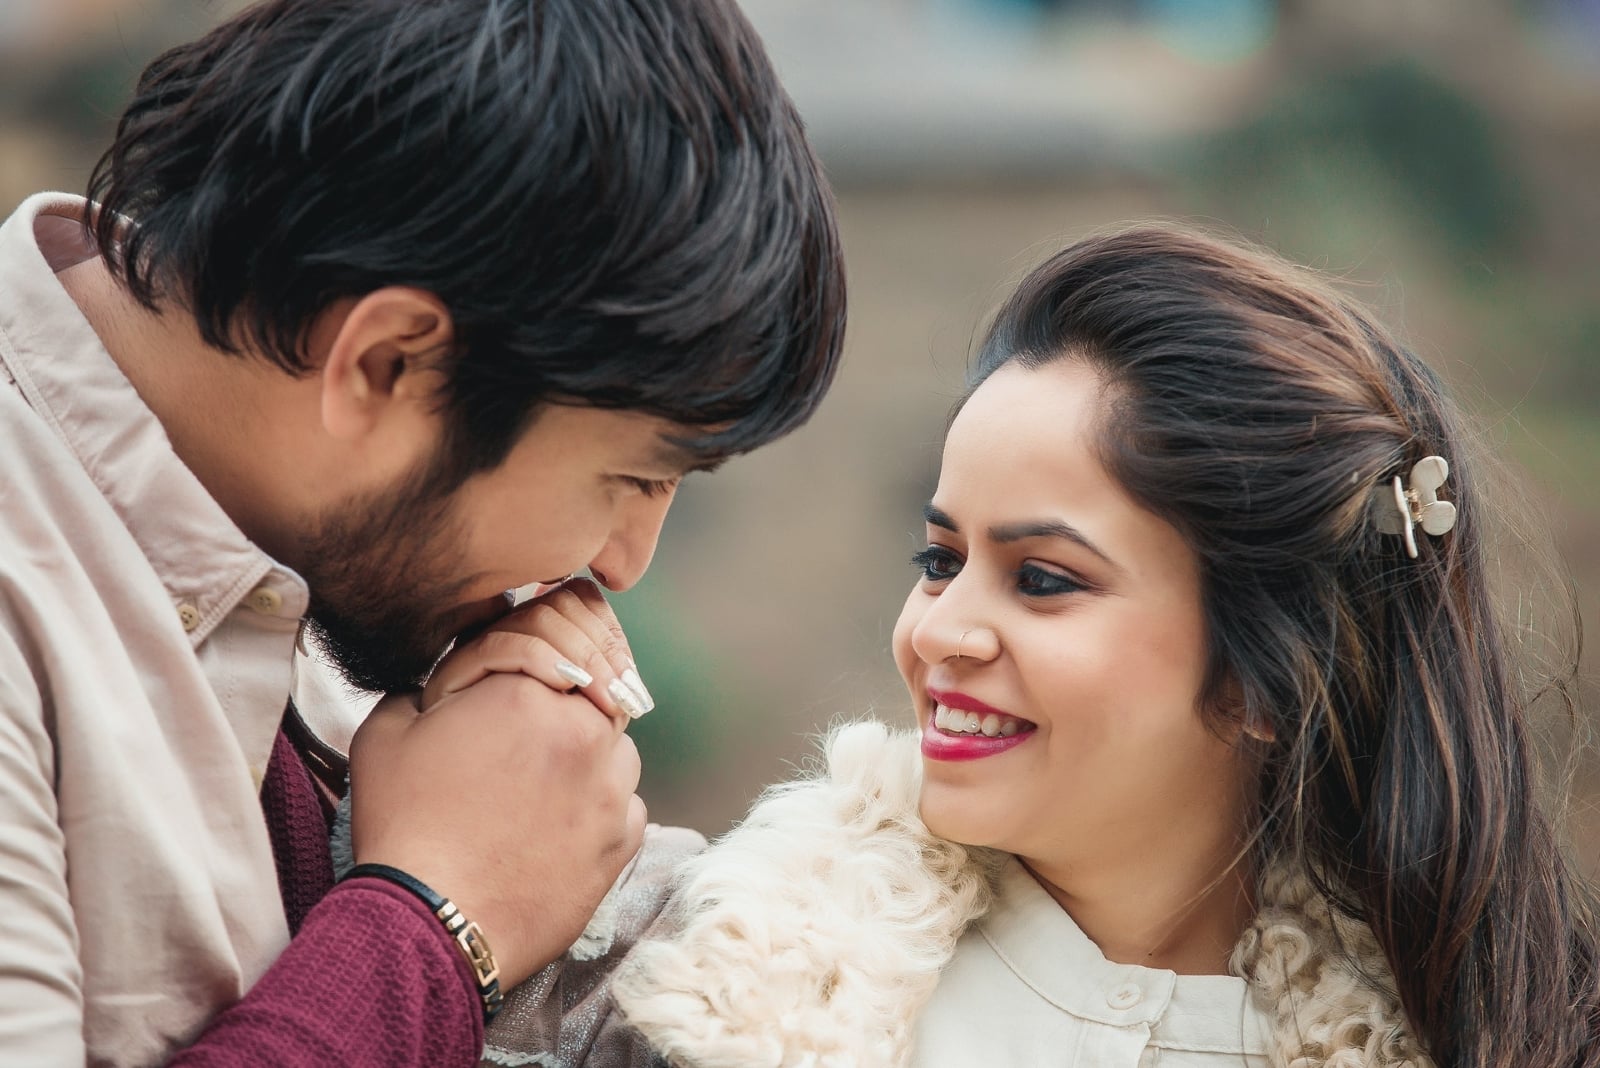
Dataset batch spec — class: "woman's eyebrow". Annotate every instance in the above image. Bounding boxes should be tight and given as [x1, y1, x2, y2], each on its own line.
[925, 503, 1116, 569]
[988, 519, 1116, 568]
[923, 503, 959, 531]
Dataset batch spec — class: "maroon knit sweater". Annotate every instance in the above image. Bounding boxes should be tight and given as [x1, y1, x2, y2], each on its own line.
[166, 728, 483, 1066]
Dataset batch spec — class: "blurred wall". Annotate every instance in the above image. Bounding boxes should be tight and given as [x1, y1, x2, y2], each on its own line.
[5, 0, 1597, 870]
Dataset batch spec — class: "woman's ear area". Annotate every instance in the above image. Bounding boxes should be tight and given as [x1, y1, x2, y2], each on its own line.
[316, 287, 456, 442]
[1209, 671, 1277, 745]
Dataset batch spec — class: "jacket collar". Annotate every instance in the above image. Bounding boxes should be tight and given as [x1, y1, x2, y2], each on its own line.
[0, 194, 302, 646]
[978, 858, 1269, 1056]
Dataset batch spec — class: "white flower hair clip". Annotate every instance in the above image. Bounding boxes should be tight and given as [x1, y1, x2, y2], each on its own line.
[1372, 455, 1457, 558]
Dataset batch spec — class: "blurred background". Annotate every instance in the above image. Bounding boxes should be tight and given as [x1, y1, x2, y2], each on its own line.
[4, 0, 1596, 870]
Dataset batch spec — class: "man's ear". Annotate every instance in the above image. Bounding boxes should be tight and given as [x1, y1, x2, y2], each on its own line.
[318, 287, 454, 441]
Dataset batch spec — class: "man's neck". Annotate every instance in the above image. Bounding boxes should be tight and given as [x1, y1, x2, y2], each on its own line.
[52, 255, 304, 561]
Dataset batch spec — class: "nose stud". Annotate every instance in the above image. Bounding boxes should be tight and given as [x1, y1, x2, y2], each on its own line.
[956, 629, 972, 660]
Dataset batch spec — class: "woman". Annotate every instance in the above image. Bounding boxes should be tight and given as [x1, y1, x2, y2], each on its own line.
[360, 225, 1600, 1067]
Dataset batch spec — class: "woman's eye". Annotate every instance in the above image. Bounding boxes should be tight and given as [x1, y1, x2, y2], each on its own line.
[1016, 563, 1085, 597]
[910, 546, 962, 583]
[627, 476, 680, 499]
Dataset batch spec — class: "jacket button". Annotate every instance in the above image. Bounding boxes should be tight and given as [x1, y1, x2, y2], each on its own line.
[247, 586, 284, 614]
[1107, 983, 1143, 1010]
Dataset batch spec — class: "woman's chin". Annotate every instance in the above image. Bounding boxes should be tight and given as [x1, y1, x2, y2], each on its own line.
[918, 790, 1009, 851]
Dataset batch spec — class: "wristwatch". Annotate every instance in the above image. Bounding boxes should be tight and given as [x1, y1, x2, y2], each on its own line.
[342, 863, 505, 1024]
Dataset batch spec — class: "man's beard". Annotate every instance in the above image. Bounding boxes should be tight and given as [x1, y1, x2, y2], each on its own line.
[295, 466, 480, 693]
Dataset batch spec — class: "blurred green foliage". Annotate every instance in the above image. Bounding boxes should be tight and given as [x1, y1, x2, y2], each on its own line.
[610, 574, 732, 799]
[1193, 59, 1528, 264]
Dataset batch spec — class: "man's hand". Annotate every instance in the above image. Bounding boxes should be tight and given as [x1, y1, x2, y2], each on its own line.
[346, 580, 652, 987]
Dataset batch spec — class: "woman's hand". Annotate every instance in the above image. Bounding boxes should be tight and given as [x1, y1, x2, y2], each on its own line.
[422, 577, 655, 721]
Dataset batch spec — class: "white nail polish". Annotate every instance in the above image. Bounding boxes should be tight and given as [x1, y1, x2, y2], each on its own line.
[607, 677, 648, 719]
[555, 660, 593, 689]
[621, 667, 655, 712]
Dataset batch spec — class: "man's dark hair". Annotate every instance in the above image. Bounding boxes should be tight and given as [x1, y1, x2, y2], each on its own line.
[88, 0, 846, 481]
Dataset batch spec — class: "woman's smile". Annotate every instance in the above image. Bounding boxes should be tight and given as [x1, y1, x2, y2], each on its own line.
[921, 685, 1037, 760]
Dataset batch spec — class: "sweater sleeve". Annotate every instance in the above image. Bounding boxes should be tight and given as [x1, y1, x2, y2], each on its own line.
[170, 877, 483, 1067]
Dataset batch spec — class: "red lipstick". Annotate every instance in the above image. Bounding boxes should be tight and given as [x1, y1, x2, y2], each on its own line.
[927, 687, 1014, 718]
[921, 687, 1036, 762]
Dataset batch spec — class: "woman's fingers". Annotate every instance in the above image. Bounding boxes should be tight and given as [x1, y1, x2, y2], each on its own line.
[513, 602, 646, 724]
[543, 579, 655, 714]
[421, 630, 609, 721]
[421, 578, 655, 724]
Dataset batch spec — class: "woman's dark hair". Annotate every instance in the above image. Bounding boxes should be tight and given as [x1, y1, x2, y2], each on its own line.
[970, 226, 1598, 1067]
[87, 0, 845, 485]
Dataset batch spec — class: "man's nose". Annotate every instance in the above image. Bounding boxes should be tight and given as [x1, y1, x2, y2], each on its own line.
[586, 493, 675, 592]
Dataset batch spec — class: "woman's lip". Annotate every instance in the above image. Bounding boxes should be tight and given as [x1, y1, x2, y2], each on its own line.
[927, 686, 1025, 721]
[920, 715, 1034, 761]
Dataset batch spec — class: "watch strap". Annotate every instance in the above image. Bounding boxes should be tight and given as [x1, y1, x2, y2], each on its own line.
[342, 862, 504, 1023]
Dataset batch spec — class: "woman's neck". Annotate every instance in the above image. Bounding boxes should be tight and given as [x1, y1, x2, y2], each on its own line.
[1021, 840, 1257, 976]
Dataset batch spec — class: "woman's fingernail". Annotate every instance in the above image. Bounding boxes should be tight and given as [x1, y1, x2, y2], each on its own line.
[555, 660, 594, 689]
[607, 677, 648, 719]
[621, 667, 655, 713]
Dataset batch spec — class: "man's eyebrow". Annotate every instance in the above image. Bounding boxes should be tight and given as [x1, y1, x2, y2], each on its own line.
[649, 440, 728, 476]
[923, 503, 1117, 569]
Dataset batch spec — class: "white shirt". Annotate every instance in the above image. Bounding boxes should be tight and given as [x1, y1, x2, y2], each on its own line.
[913, 860, 1271, 1067]
[0, 194, 365, 1066]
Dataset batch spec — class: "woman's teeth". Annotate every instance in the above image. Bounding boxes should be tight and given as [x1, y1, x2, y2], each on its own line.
[933, 704, 1027, 738]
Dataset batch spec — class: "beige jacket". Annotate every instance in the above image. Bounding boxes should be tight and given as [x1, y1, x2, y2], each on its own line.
[0, 194, 366, 1066]
[482, 722, 1433, 1068]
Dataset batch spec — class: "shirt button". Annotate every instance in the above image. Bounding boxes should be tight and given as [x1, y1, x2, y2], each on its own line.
[247, 586, 284, 614]
[1107, 983, 1143, 1010]
[176, 602, 201, 632]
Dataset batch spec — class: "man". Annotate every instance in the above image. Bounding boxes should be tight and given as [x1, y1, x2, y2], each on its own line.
[0, 0, 845, 1063]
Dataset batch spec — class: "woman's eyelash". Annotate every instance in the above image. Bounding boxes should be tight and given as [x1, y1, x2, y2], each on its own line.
[910, 546, 961, 581]
[1016, 563, 1087, 597]
[911, 548, 1088, 597]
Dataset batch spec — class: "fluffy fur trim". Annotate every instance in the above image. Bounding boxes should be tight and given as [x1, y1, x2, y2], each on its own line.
[614, 721, 1428, 1068]
[610, 721, 1007, 1068]
[1233, 866, 1435, 1068]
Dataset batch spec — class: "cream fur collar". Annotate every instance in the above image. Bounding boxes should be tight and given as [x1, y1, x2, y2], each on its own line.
[612, 722, 1433, 1068]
